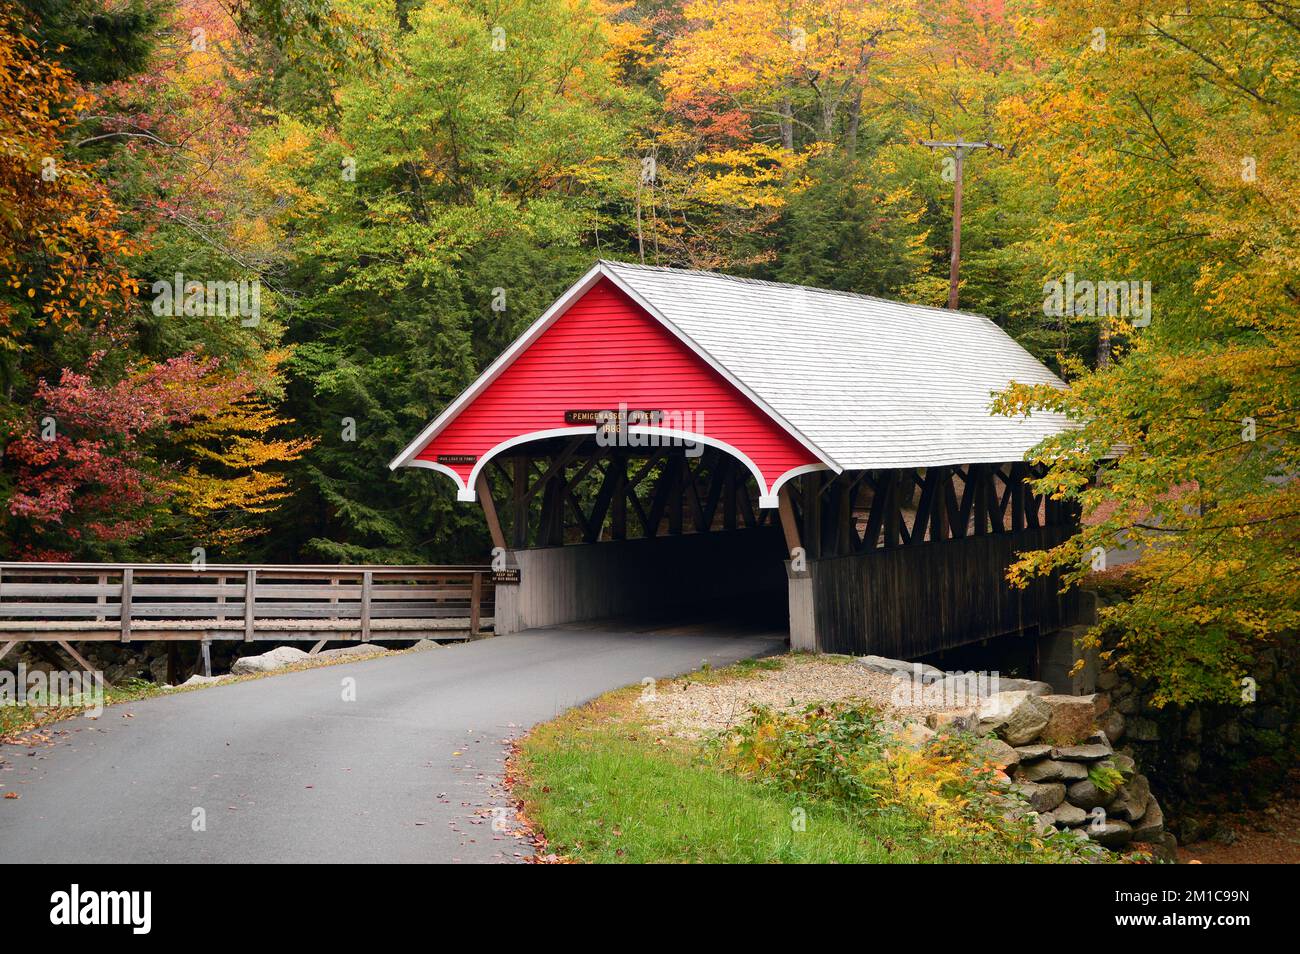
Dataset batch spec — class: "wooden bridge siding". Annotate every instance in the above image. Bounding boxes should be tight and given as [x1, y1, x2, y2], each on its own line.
[807, 525, 1075, 658]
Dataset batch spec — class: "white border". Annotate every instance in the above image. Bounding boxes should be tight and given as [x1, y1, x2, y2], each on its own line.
[388, 261, 842, 474]
[403, 458, 472, 496]
[766, 463, 835, 505]
[439, 425, 823, 508]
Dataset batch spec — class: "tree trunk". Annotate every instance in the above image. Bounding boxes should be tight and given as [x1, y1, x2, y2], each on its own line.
[779, 98, 794, 151]
[845, 88, 863, 156]
[1097, 323, 1112, 368]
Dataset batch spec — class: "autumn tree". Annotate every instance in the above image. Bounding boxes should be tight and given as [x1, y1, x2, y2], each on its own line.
[2, 1, 313, 561]
[663, 0, 922, 153]
[0, 7, 140, 374]
[995, 0, 1300, 704]
[3, 353, 312, 558]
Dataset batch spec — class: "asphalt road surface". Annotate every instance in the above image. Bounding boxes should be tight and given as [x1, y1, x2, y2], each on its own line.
[0, 621, 784, 864]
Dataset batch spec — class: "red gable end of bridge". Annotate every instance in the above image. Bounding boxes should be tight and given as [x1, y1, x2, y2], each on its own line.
[409, 277, 820, 502]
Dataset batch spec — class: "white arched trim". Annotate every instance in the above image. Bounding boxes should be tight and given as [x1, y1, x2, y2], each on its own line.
[462, 427, 600, 500]
[443, 425, 795, 508]
[766, 463, 835, 506]
[403, 458, 472, 499]
[625, 426, 771, 504]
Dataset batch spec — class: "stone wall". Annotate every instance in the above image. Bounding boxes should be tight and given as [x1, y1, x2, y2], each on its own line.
[1098, 644, 1300, 842]
[1038, 593, 1299, 844]
[863, 654, 1175, 859]
[978, 688, 1173, 858]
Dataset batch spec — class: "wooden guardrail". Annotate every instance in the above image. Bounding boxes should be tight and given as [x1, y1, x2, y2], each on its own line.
[0, 563, 494, 659]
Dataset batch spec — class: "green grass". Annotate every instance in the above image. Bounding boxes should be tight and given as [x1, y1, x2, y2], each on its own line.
[514, 672, 1099, 864]
[521, 728, 940, 863]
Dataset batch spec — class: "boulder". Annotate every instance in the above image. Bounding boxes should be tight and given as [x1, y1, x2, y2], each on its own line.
[1039, 693, 1107, 744]
[1109, 753, 1137, 781]
[1052, 742, 1113, 761]
[313, 644, 388, 661]
[1099, 709, 1126, 743]
[977, 691, 1052, 745]
[1014, 743, 1053, 762]
[180, 674, 230, 687]
[990, 677, 1054, 696]
[856, 655, 943, 682]
[923, 673, 1002, 708]
[231, 645, 310, 675]
[1087, 819, 1134, 848]
[1052, 802, 1088, 827]
[1065, 778, 1118, 811]
[1124, 716, 1160, 741]
[1111, 774, 1152, 822]
[896, 723, 937, 748]
[1142, 831, 1179, 863]
[925, 710, 979, 732]
[972, 736, 1019, 772]
[1012, 781, 1066, 813]
[1017, 759, 1089, 783]
[1130, 796, 1166, 842]
[1096, 670, 1120, 691]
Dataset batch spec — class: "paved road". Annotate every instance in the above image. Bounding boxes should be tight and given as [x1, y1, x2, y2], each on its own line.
[0, 621, 784, 863]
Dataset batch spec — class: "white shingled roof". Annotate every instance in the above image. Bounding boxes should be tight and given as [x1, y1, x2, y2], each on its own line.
[601, 261, 1071, 471]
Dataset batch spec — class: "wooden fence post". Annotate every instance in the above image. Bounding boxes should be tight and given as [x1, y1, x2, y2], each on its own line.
[120, 568, 133, 644]
[359, 570, 372, 642]
[244, 568, 256, 642]
[469, 571, 482, 636]
[96, 571, 107, 622]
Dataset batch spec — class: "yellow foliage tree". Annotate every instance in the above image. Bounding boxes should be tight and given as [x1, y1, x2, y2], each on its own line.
[167, 356, 316, 549]
[994, 0, 1300, 705]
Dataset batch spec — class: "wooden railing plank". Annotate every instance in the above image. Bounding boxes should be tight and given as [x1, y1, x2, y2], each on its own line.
[0, 580, 119, 597]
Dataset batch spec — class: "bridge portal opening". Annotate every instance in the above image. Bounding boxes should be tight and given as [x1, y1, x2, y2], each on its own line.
[470, 434, 790, 635]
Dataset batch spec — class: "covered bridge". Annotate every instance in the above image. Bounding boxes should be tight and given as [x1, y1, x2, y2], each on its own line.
[391, 261, 1079, 657]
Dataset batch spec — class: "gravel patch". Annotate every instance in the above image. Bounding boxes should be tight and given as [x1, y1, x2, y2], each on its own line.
[638, 656, 967, 740]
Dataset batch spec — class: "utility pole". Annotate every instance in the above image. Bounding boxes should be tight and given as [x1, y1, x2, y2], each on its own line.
[921, 139, 1003, 309]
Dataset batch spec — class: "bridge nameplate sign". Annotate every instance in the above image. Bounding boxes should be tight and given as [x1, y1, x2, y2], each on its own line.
[564, 409, 663, 428]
